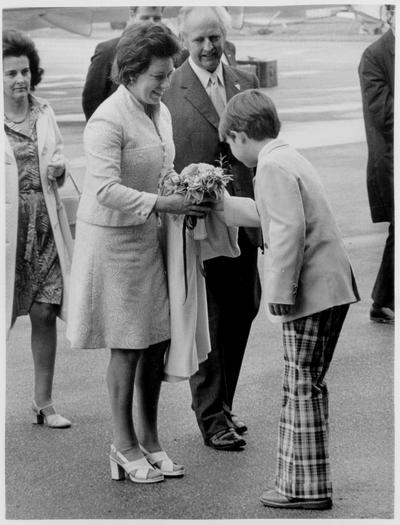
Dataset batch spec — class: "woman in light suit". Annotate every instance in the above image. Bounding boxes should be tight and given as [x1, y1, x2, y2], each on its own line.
[67, 23, 210, 484]
[4, 29, 73, 428]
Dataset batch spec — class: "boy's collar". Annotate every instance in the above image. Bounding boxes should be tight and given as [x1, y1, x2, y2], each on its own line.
[258, 138, 288, 158]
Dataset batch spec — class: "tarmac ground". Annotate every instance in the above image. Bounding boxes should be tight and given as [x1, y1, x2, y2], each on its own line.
[3, 18, 396, 521]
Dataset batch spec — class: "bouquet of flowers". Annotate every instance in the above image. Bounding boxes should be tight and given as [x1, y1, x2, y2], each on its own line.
[161, 161, 232, 237]
[161, 161, 232, 300]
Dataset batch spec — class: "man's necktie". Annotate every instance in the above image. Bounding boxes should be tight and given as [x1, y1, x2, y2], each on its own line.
[208, 73, 225, 117]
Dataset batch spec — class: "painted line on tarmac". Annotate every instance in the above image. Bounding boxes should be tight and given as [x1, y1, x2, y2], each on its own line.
[40, 81, 85, 88]
[280, 70, 320, 77]
[279, 102, 362, 114]
[66, 120, 365, 174]
[57, 114, 86, 122]
[59, 117, 366, 166]
[311, 86, 360, 93]
[281, 118, 365, 148]
[42, 74, 85, 80]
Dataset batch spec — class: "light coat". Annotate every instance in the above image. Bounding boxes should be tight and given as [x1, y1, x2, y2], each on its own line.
[223, 139, 360, 323]
[5, 96, 74, 332]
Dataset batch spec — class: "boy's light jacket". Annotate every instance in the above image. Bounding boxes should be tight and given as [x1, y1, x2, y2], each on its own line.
[5, 96, 74, 333]
[223, 138, 360, 323]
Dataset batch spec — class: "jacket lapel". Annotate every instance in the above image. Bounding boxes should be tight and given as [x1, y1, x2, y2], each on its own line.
[385, 28, 395, 56]
[179, 62, 220, 130]
[223, 65, 242, 102]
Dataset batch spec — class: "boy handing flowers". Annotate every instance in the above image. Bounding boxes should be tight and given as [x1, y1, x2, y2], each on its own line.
[218, 90, 359, 509]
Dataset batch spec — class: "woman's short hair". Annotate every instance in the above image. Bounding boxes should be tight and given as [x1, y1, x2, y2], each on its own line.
[112, 22, 181, 86]
[2, 29, 44, 89]
[219, 89, 281, 141]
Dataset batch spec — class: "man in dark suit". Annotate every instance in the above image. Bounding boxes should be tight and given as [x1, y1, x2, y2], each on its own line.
[163, 6, 262, 451]
[82, 6, 163, 120]
[358, 5, 395, 324]
[82, 6, 236, 121]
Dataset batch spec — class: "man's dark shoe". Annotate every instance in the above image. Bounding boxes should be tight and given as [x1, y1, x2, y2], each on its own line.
[231, 415, 248, 435]
[370, 304, 394, 324]
[260, 489, 332, 510]
[205, 428, 246, 450]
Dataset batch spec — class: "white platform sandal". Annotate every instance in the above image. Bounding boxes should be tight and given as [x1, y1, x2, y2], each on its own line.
[32, 400, 71, 428]
[140, 444, 185, 478]
[109, 444, 164, 484]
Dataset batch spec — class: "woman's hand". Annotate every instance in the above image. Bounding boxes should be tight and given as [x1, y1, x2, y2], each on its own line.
[268, 303, 294, 316]
[47, 155, 66, 183]
[154, 194, 214, 217]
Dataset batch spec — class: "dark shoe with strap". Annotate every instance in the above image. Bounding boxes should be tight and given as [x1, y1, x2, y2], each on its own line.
[205, 428, 246, 451]
[370, 304, 394, 324]
[260, 489, 332, 510]
[231, 415, 248, 435]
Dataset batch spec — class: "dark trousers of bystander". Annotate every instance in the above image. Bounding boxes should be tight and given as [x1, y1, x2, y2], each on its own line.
[372, 222, 394, 310]
[189, 234, 261, 441]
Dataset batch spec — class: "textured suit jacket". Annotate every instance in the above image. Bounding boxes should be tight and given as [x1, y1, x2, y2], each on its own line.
[163, 60, 262, 247]
[82, 38, 237, 121]
[78, 85, 174, 226]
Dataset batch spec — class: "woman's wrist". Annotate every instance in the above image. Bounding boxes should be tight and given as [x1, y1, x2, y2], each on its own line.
[154, 195, 167, 213]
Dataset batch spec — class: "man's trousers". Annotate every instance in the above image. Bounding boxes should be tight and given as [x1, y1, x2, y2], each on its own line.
[189, 237, 261, 440]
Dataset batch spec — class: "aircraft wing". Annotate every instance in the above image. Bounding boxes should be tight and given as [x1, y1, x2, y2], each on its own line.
[2, 6, 129, 36]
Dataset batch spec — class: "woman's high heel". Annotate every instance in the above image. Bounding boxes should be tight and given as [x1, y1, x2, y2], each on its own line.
[139, 444, 185, 477]
[32, 400, 71, 428]
[109, 444, 164, 484]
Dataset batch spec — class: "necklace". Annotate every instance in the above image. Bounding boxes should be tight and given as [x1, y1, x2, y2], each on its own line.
[5, 106, 29, 124]
[6, 113, 29, 124]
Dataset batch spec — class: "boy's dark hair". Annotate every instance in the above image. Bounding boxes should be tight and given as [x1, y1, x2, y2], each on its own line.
[2, 29, 44, 90]
[112, 22, 180, 86]
[219, 89, 281, 141]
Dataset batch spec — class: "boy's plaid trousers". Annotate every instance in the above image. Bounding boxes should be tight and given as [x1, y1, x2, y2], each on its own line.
[275, 304, 349, 499]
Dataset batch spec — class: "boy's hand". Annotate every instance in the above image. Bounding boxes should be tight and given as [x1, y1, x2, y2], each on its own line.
[211, 197, 224, 211]
[268, 303, 294, 316]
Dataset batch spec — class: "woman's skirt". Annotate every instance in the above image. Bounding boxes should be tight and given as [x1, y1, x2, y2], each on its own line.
[67, 219, 170, 349]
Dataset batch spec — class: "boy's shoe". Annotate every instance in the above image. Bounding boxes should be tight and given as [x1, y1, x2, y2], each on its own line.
[260, 489, 332, 510]
[370, 304, 394, 324]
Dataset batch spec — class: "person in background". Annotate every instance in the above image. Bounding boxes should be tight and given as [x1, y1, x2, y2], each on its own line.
[68, 23, 212, 484]
[82, 6, 164, 120]
[4, 29, 73, 428]
[163, 6, 262, 452]
[218, 89, 360, 509]
[358, 4, 395, 324]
